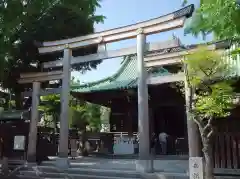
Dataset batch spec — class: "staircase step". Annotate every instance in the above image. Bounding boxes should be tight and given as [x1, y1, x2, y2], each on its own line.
[146, 173, 240, 179]
[17, 175, 65, 179]
[41, 161, 55, 167]
[41, 159, 188, 173]
[37, 166, 140, 178]
[41, 162, 137, 171]
[69, 167, 140, 177]
[19, 171, 139, 179]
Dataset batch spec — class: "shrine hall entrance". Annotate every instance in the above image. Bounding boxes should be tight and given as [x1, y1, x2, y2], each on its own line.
[149, 84, 188, 155]
[152, 106, 186, 137]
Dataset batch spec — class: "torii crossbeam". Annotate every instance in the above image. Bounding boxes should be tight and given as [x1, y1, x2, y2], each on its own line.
[21, 42, 226, 97]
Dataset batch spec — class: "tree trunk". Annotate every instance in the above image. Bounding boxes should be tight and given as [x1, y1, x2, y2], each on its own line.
[202, 138, 215, 179]
[196, 118, 216, 179]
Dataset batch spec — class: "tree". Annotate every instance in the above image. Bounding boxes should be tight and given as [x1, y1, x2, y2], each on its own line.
[99, 106, 111, 132]
[184, 46, 236, 179]
[0, 0, 105, 108]
[85, 103, 102, 132]
[69, 101, 101, 156]
[38, 76, 78, 131]
[184, 0, 240, 40]
[39, 95, 102, 132]
[38, 94, 60, 132]
[70, 102, 102, 132]
[39, 77, 102, 132]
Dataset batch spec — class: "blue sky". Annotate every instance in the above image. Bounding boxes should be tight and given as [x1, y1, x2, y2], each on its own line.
[72, 0, 212, 83]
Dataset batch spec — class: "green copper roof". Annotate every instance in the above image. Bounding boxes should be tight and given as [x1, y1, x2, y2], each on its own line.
[71, 56, 170, 93]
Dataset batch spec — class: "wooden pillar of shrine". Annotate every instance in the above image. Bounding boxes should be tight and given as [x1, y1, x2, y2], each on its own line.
[136, 29, 152, 172]
[57, 46, 71, 168]
[27, 81, 40, 162]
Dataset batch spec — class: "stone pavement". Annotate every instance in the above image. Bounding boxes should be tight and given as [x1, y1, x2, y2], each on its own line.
[3, 157, 240, 179]
[46, 156, 189, 173]
[42, 157, 240, 179]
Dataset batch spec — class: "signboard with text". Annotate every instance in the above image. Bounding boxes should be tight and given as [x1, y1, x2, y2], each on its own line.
[189, 157, 204, 179]
[13, 135, 26, 150]
[113, 136, 134, 155]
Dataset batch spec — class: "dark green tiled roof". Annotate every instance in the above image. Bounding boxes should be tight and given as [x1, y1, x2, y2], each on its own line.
[71, 56, 170, 93]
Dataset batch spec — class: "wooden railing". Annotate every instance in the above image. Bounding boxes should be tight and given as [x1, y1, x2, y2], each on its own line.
[213, 133, 240, 169]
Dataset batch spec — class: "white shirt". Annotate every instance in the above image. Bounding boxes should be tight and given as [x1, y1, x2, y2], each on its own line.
[159, 132, 168, 143]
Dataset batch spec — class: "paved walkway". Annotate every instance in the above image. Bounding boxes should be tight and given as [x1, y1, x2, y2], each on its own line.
[46, 156, 188, 173]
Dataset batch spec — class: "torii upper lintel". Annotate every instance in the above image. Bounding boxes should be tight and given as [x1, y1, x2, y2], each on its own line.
[38, 4, 194, 54]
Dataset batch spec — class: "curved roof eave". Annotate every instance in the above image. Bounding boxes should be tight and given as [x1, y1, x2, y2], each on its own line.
[71, 57, 133, 90]
[70, 55, 171, 93]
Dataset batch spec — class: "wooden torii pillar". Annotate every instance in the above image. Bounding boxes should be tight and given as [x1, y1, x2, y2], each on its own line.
[18, 71, 63, 162]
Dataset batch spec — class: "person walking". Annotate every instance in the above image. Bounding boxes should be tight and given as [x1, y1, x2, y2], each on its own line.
[159, 131, 168, 155]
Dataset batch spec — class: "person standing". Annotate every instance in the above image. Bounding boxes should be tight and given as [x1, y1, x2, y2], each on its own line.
[159, 131, 168, 155]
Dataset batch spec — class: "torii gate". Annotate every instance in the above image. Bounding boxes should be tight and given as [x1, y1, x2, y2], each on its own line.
[18, 4, 208, 171]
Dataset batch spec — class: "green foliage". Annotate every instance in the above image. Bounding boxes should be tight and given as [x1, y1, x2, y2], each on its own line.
[38, 78, 102, 131]
[70, 105, 88, 130]
[38, 94, 61, 128]
[0, 0, 105, 94]
[39, 94, 60, 115]
[231, 47, 240, 56]
[86, 103, 102, 131]
[39, 94, 102, 131]
[185, 47, 236, 120]
[185, 46, 231, 87]
[70, 102, 102, 132]
[195, 82, 235, 118]
[184, 0, 240, 39]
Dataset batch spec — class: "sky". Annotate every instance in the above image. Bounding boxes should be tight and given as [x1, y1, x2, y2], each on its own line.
[72, 0, 212, 84]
